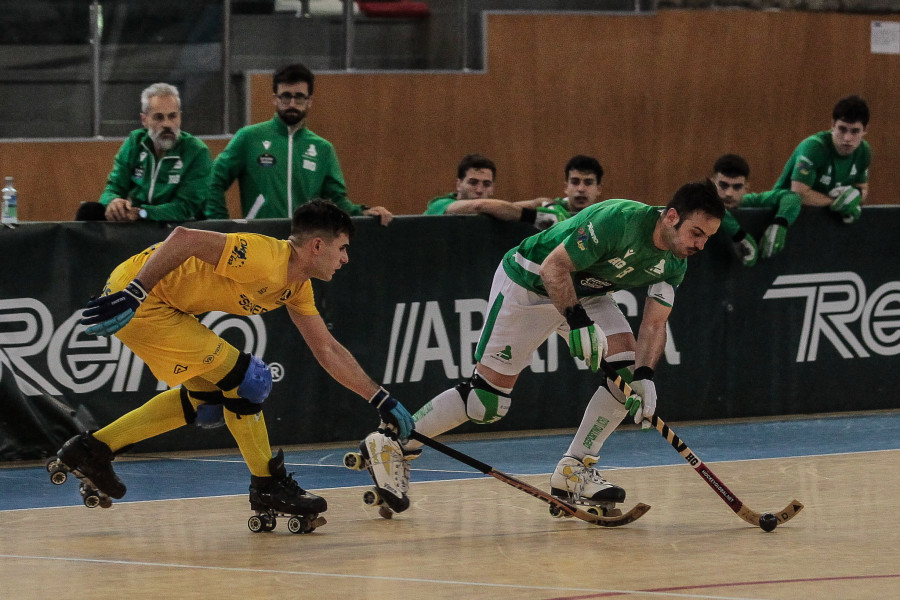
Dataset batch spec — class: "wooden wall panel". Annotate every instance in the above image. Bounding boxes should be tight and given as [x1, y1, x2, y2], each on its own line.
[4, 10, 900, 221]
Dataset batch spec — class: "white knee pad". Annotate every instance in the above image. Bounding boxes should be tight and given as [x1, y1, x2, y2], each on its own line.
[456, 372, 511, 424]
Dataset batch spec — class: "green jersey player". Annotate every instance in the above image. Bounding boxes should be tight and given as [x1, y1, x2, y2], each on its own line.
[364, 180, 724, 513]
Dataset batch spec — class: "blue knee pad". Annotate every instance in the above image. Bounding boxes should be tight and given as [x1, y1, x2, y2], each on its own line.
[195, 404, 225, 429]
[237, 355, 272, 404]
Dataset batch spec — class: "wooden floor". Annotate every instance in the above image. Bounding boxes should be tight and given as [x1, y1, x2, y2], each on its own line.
[1, 449, 897, 599]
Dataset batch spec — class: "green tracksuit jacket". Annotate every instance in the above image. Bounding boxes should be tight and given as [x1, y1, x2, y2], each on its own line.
[206, 116, 363, 219]
[99, 129, 212, 221]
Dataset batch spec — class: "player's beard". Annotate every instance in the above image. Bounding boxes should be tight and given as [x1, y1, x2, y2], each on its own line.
[150, 127, 180, 151]
[278, 107, 307, 126]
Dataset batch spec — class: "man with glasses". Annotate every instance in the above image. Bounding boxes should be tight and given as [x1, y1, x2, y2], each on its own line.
[710, 154, 800, 267]
[76, 83, 213, 222]
[206, 63, 392, 224]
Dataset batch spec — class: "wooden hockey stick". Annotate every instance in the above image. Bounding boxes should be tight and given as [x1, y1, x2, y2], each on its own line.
[409, 430, 650, 528]
[599, 361, 804, 529]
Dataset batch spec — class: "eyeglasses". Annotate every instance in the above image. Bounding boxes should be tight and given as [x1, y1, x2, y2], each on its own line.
[276, 92, 310, 105]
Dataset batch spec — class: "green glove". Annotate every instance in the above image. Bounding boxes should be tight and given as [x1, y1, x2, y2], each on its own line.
[840, 203, 861, 224]
[760, 219, 788, 258]
[829, 186, 861, 214]
[533, 204, 571, 230]
[564, 304, 605, 372]
[731, 229, 758, 267]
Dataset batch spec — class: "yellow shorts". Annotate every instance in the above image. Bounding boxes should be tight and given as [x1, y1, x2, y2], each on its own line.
[104, 255, 237, 388]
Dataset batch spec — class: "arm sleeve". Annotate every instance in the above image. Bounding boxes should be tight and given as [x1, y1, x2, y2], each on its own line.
[205, 134, 243, 219]
[319, 145, 363, 216]
[145, 141, 213, 222]
[98, 138, 136, 206]
[718, 211, 742, 238]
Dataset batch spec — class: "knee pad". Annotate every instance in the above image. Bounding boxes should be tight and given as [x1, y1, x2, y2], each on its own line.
[455, 372, 511, 425]
[237, 354, 272, 405]
[603, 351, 635, 404]
[180, 387, 226, 428]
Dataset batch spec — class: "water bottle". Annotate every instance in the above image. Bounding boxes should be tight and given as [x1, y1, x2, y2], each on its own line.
[1, 176, 17, 225]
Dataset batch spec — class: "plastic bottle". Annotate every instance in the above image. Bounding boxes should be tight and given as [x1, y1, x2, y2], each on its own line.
[1, 176, 17, 225]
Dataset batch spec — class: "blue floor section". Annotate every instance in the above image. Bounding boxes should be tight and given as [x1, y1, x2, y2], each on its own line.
[2, 412, 898, 511]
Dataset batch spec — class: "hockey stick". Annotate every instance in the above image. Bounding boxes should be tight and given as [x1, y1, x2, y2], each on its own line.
[599, 361, 803, 530]
[409, 430, 650, 528]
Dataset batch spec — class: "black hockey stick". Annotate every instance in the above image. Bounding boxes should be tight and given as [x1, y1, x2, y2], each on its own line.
[409, 430, 650, 527]
[599, 361, 803, 530]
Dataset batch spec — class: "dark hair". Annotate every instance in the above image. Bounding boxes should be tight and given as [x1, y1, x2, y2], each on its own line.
[273, 63, 315, 95]
[832, 95, 869, 126]
[290, 199, 354, 239]
[564, 155, 603, 183]
[667, 180, 725, 223]
[712, 154, 749, 179]
[457, 154, 496, 180]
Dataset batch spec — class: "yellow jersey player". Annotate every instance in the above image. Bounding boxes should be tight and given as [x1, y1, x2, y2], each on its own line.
[50, 200, 414, 533]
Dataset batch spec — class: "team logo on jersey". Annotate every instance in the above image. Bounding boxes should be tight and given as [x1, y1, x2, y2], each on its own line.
[228, 237, 249, 267]
[174, 159, 183, 170]
[624, 249, 635, 258]
[797, 155, 813, 176]
[174, 364, 188, 374]
[258, 287, 268, 294]
[133, 166, 144, 181]
[304, 144, 317, 157]
[263, 140, 271, 150]
[646, 260, 666, 276]
[578, 276, 613, 290]
[279, 289, 292, 302]
[850, 165, 858, 176]
[168, 174, 180, 184]
[587, 222, 599, 243]
[576, 227, 589, 251]
[257, 153, 276, 167]
[492, 346, 512, 361]
[139, 151, 147, 162]
[303, 159, 317, 172]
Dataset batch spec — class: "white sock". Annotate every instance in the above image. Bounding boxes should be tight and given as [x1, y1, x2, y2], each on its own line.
[565, 385, 628, 459]
[405, 387, 468, 450]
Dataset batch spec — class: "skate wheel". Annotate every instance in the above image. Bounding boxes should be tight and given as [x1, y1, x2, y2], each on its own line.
[50, 470, 68, 485]
[585, 506, 601, 517]
[343, 452, 364, 470]
[288, 516, 317, 534]
[248, 515, 265, 533]
[549, 505, 564, 518]
[45, 457, 61, 473]
[378, 506, 393, 520]
[98, 496, 113, 509]
[83, 493, 101, 509]
[363, 488, 382, 506]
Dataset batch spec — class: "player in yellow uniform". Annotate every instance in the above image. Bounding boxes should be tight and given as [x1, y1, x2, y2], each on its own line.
[52, 200, 414, 530]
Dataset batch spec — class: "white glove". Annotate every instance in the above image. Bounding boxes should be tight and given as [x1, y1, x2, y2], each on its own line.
[624, 367, 657, 425]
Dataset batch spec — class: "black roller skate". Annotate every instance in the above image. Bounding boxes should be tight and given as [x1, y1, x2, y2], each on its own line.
[46, 431, 126, 509]
[247, 449, 327, 534]
[343, 427, 420, 519]
[549, 455, 626, 518]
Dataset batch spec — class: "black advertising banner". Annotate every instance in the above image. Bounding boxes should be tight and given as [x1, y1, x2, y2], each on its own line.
[1, 207, 898, 453]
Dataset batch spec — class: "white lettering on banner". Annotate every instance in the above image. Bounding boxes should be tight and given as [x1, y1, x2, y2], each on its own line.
[763, 272, 900, 360]
[381, 292, 681, 385]
[0, 301, 268, 396]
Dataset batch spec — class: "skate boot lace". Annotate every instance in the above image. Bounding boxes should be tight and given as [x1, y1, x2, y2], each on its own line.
[570, 464, 609, 498]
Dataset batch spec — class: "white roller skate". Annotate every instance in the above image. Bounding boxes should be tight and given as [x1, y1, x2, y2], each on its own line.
[248, 449, 327, 534]
[46, 431, 126, 509]
[549, 455, 626, 518]
[343, 428, 420, 519]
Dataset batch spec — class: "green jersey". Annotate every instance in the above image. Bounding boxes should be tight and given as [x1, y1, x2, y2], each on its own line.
[206, 116, 363, 219]
[424, 192, 458, 215]
[99, 129, 212, 222]
[773, 130, 870, 195]
[502, 199, 685, 306]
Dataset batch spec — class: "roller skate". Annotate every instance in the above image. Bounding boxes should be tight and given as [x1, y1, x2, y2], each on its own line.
[548, 455, 626, 519]
[46, 431, 126, 509]
[343, 428, 420, 519]
[247, 449, 327, 534]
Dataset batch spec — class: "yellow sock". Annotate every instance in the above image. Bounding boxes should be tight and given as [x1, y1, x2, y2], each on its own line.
[226, 410, 273, 477]
[93, 389, 186, 453]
